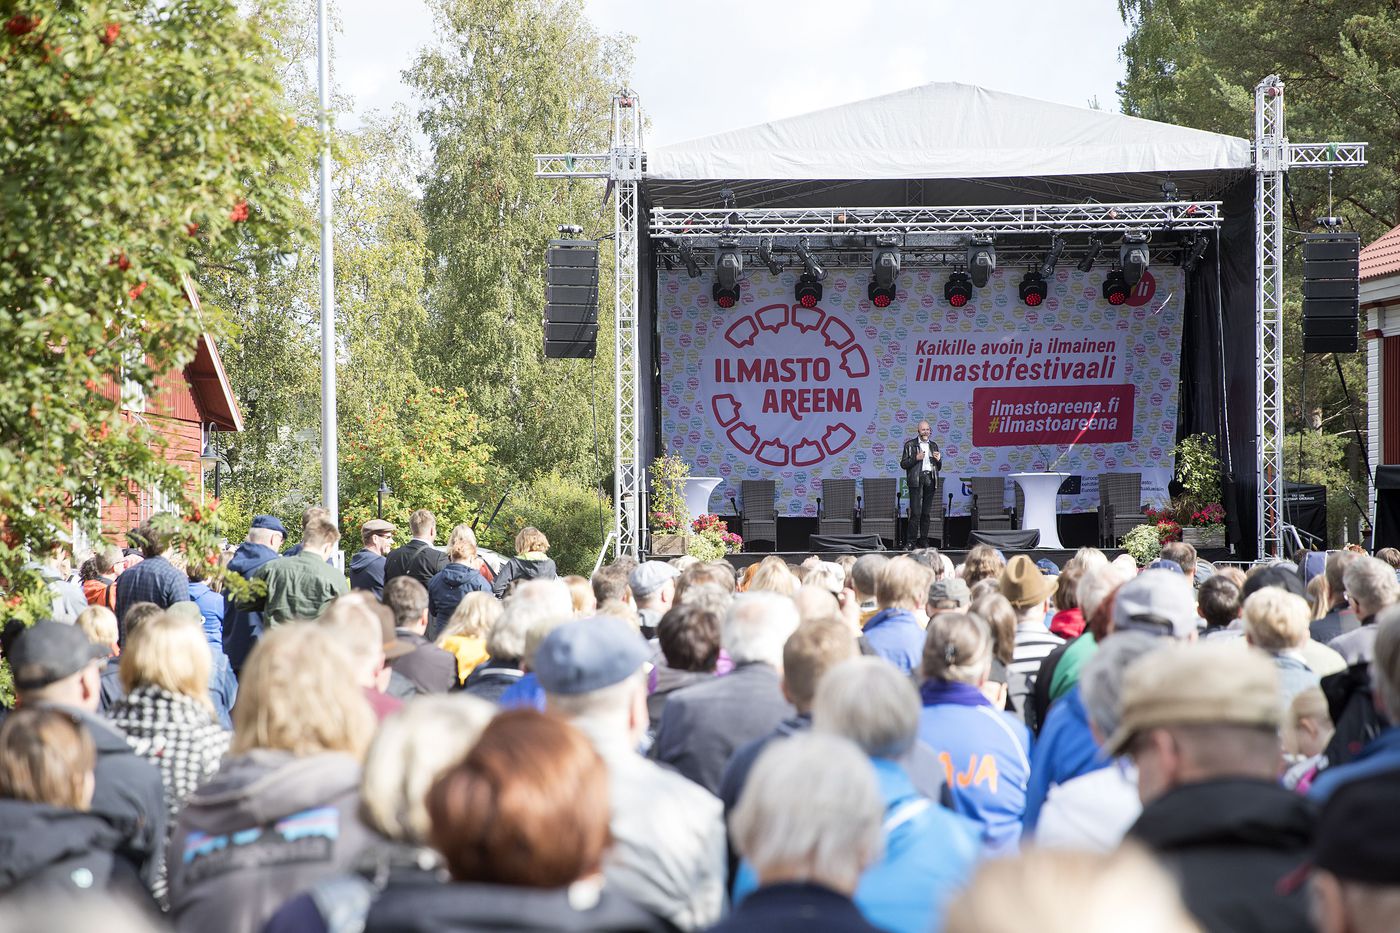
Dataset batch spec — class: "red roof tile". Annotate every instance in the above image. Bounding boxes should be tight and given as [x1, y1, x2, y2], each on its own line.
[1361, 223, 1400, 281]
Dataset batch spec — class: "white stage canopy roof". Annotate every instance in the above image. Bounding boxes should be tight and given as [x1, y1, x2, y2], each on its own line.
[647, 82, 1252, 184]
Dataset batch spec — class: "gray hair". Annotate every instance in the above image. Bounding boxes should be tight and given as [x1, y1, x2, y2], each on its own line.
[813, 657, 920, 758]
[1078, 562, 1134, 621]
[359, 694, 495, 844]
[1343, 556, 1400, 618]
[723, 592, 800, 668]
[1374, 606, 1400, 722]
[1079, 632, 1164, 743]
[729, 733, 883, 891]
[486, 579, 572, 662]
[547, 670, 645, 731]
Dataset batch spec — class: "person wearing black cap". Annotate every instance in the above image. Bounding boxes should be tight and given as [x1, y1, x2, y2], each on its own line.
[223, 515, 287, 674]
[1295, 771, 1400, 933]
[7, 622, 168, 894]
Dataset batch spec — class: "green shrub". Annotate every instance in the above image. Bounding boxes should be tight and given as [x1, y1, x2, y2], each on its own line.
[490, 472, 613, 578]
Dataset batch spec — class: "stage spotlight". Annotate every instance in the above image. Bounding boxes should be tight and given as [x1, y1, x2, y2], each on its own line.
[1077, 237, 1102, 273]
[1120, 234, 1149, 288]
[1102, 269, 1128, 306]
[967, 236, 996, 288]
[758, 237, 782, 275]
[944, 271, 972, 308]
[1039, 236, 1065, 277]
[678, 241, 701, 278]
[1019, 270, 1047, 307]
[711, 240, 742, 308]
[868, 241, 900, 308]
[796, 237, 826, 281]
[794, 273, 823, 309]
[1181, 235, 1209, 273]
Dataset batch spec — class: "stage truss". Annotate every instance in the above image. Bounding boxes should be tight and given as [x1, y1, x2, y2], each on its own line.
[538, 79, 1365, 560]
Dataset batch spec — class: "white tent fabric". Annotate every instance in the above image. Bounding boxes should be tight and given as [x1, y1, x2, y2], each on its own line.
[647, 82, 1252, 182]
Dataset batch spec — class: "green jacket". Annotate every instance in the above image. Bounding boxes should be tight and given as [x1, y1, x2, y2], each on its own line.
[255, 551, 347, 625]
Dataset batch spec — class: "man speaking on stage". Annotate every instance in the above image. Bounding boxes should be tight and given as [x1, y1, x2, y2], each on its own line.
[899, 420, 942, 548]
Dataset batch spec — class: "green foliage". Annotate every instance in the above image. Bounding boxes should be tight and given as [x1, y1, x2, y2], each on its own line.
[1118, 1, 1388, 479]
[1283, 430, 1365, 546]
[492, 472, 612, 577]
[648, 455, 691, 533]
[407, 0, 630, 490]
[1174, 433, 1223, 507]
[1123, 523, 1166, 565]
[340, 385, 494, 544]
[0, 0, 311, 615]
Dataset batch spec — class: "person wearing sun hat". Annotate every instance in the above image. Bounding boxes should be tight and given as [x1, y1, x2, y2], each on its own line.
[537, 615, 725, 931]
[1116, 641, 1313, 933]
[1002, 555, 1063, 726]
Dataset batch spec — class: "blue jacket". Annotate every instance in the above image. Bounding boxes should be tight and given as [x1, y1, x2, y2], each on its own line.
[1309, 726, 1400, 802]
[733, 757, 980, 933]
[188, 581, 225, 647]
[497, 672, 546, 711]
[1022, 684, 1105, 832]
[425, 562, 491, 639]
[348, 548, 387, 598]
[917, 680, 1032, 855]
[862, 608, 926, 675]
[223, 541, 281, 674]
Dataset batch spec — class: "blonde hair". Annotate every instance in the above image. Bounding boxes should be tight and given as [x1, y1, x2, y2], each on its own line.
[0, 708, 96, 810]
[76, 605, 118, 648]
[359, 695, 495, 844]
[232, 623, 376, 759]
[876, 556, 934, 610]
[1242, 588, 1311, 653]
[446, 524, 478, 562]
[119, 611, 213, 712]
[945, 845, 1202, 933]
[747, 557, 799, 597]
[563, 575, 597, 616]
[438, 592, 501, 644]
[1305, 574, 1329, 621]
[1284, 686, 1332, 756]
[515, 526, 549, 554]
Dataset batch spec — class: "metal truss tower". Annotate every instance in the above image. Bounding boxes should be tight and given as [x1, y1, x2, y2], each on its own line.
[1253, 76, 1366, 558]
[536, 93, 645, 559]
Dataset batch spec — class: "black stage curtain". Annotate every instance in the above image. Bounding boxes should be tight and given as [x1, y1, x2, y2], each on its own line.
[1179, 177, 1257, 557]
[1374, 467, 1400, 553]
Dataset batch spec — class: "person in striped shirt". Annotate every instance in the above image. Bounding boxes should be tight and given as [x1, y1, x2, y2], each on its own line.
[1000, 556, 1063, 727]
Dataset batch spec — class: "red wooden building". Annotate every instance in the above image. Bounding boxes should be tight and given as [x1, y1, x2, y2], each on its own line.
[81, 283, 242, 551]
[1362, 224, 1400, 529]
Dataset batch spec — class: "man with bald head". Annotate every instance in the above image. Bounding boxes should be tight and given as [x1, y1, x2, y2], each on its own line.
[899, 419, 943, 549]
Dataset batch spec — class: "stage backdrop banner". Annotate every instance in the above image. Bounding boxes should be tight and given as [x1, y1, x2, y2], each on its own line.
[659, 265, 1184, 518]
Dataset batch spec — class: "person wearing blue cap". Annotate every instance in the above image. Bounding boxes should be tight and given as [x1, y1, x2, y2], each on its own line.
[537, 615, 726, 931]
[222, 516, 285, 674]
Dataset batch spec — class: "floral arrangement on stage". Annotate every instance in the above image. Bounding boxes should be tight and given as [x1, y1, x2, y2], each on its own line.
[689, 513, 742, 560]
[1125, 435, 1228, 561]
[1122, 522, 1166, 565]
[649, 454, 692, 555]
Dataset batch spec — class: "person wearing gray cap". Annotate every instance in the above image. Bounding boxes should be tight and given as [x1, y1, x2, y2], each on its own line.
[6, 622, 168, 893]
[349, 518, 396, 598]
[537, 615, 725, 931]
[630, 561, 679, 639]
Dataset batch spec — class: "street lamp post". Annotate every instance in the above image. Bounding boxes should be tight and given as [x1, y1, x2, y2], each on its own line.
[316, 0, 338, 528]
[377, 471, 390, 520]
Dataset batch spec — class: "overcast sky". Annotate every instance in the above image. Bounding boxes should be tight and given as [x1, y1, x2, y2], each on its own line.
[334, 0, 1132, 146]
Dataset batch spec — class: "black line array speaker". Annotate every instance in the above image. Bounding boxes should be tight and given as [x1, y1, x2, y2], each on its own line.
[1302, 232, 1360, 354]
[544, 239, 599, 359]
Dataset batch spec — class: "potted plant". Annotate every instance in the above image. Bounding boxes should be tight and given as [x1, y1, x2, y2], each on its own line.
[1173, 434, 1227, 549]
[688, 513, 743, 560]
[649, 454, 691, 555]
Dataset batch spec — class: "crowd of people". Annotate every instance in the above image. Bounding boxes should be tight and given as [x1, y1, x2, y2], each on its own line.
[3, 511, 1400, 933]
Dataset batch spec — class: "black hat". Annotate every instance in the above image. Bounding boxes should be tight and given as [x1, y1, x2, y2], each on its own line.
[1240, 564, 1306, 601]
[1279, 771, 1400, 892]
[9, 622, 108, 691]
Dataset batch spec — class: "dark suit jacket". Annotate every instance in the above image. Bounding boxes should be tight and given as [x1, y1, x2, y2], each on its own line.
[383, 540, 448, 589]
[898, 436, 941, 488]
[650, 662, 795, 795]
[388, 631, 458, 694]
